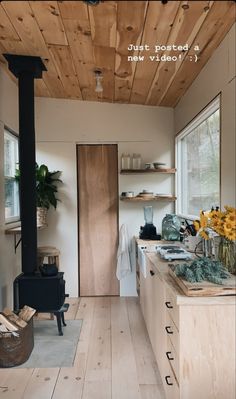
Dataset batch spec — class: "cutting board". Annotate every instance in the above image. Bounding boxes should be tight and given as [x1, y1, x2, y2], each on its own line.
[168, 265, 236, 297]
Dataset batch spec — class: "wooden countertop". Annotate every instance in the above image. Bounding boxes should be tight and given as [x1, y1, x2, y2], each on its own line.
[146, 252, 236, 306]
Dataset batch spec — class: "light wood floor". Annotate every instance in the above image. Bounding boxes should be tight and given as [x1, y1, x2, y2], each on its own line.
[0, 297, 165, 399]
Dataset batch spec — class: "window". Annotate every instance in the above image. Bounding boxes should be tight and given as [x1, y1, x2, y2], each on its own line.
[176, 96, 220, 219]
[4, 128, 20, 223]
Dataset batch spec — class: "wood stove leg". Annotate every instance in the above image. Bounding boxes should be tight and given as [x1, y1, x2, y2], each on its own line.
[54, 312, 63, 336]
[61, 312, 66, 326]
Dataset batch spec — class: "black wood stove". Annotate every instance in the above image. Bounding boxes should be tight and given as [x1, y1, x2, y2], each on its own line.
[4, 54, 69, 335]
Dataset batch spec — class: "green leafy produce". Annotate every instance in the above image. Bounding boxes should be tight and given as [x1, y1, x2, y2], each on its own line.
[175, 257, 230, 285]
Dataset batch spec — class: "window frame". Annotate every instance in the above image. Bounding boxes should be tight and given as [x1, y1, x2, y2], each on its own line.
[4, 126, 20, 225]
[175, 95, 221, 220]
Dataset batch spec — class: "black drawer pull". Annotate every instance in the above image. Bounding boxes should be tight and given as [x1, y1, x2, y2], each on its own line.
[166, 351, 174, 361]
[165, 326, 173, 334]
[165, 301, 173, 309]
[165, 376, 173, 386]
[150, 270, 155, 276]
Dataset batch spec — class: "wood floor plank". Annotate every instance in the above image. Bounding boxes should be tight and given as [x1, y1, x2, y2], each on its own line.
[0, 297, 164, 399]
[111, 297, 141, 399]
[0, 369, 33, 399]
[74, 297, 95, 358]
[84, 297, 111, 382]
[51, 367, 83, 399]
[140, 384, 165, 399]
[64, 297, 80, 320]
[126, 297, 162, 385]
[22, 368, 59, 399]
[82, 381, 111, 399]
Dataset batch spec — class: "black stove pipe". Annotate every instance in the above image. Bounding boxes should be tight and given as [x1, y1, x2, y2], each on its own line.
[3, 55, 46, 274]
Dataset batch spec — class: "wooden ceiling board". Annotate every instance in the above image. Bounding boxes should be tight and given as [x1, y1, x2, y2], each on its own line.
[146, 1, 214, 106]
[48, 44, 82, 99]
[35, 78, 51, 97]
[88, 1, 117, 48]
[130, 1, 180, 105]
[1, 1, 49, 58]
[89, 1, 117, 102]
[115, 0, 148, 103]
[161, 1, 236, 107]
[62, 18, 98, 101]
[42, 57, 67, 98]
[0, 1, 235, 107]
[0, 4, 20, 41]
[93, 45, 115, 102]
[30, 1, 68, 46]
[58, 1, 89, 21]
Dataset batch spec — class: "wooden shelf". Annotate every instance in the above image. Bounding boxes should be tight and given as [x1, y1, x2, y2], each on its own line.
[120, 196, 176, 202]
[120, 168, 176, 174]
[5, 225, 45, 234]
[5, 225, 46, 252]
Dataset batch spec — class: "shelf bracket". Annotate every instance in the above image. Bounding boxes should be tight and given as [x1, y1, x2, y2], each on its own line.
[14, 234, 22, 253]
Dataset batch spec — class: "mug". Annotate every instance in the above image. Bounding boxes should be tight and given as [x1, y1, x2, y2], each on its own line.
[126, 191, 134, 198]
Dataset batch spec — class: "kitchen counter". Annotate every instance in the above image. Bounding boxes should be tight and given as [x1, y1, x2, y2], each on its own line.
[146, 252, 236, 305]
[139, 247, 236, 399]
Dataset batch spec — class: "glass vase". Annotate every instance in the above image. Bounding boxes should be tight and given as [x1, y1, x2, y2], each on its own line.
[218, 238, 236, 275]
[162, 214, 181, 241]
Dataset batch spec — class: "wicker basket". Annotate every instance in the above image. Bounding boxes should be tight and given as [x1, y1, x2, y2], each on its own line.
[0, 316, 34, 368]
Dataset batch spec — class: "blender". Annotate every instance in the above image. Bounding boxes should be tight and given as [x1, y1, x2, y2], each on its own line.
[139, 206, 161, 240]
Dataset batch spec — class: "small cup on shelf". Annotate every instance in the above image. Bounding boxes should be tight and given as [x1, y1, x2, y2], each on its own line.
[144, 163, 152, 169]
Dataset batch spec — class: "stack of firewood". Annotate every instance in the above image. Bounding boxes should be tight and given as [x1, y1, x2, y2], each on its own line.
[0, 306, 36, 337]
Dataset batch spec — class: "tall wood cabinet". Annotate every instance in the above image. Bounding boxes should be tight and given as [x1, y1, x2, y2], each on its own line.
[140, 253, 236, 399]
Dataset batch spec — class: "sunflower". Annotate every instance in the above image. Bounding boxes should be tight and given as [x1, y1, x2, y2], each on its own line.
[199, 230, 209, 240]
[224, 206, 235, 213]
[224, 229, 236, 241]
[225, 213, 236, 225]
[224, 220, 235, 232]
[193, 220, 200, 232]
[200, 211, 208, 228]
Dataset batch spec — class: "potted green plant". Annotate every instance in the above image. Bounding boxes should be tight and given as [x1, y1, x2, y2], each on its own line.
[15, 163, 62, 226]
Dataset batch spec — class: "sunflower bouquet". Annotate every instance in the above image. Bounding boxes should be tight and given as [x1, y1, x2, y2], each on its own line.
[194, 206, 236, 274]
[194, 206, 236, 241]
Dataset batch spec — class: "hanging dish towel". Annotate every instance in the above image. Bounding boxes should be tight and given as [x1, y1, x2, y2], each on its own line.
[116, 224, 132, 280]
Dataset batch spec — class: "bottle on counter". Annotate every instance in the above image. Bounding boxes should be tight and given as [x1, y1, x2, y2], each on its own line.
[132, 153, 141, 169]
[121, 153, 131, 169]
[162, 214, 181, 241]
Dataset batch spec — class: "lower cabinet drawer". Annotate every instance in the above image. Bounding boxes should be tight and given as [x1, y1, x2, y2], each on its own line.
[165, 286, 179, 330]
[163, 364, 179, 399]
[166, 336, 179, 382]
[165, 311, 179, 356]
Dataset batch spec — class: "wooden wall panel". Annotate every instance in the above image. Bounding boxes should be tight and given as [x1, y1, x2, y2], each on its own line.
[78, 144, 119, 297]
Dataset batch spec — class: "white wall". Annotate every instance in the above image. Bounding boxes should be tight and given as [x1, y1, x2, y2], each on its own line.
[35, 99, 174, 296]
[0, 68, 20, 310]
[174, 24, 236, 207]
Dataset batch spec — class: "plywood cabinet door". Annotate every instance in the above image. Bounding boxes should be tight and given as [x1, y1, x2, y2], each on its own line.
[152, 271, 168, 382]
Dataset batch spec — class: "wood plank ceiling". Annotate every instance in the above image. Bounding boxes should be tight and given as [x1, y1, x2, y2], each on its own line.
[0, 1, 235, 107]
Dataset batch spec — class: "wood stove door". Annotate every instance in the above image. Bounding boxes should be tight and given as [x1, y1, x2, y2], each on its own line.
[77, 144, 119, 296]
